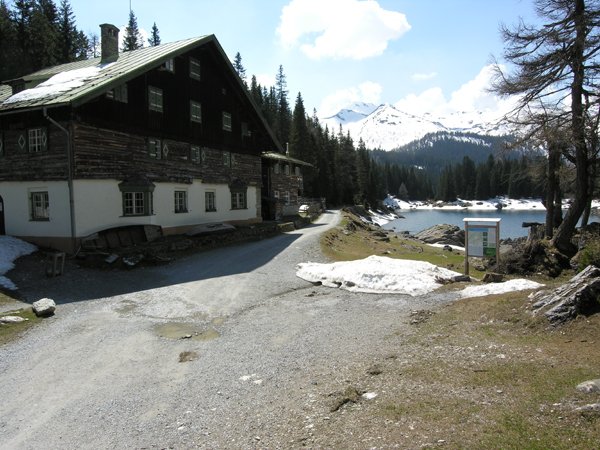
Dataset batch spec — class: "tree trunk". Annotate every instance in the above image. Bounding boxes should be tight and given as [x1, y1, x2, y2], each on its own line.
[545, 143, 560, 238]
[552, 0, 589, 256]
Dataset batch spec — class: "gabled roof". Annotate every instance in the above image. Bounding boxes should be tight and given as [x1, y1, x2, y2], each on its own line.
[0, 35, 208, 112]
[0, 33, 283, 152]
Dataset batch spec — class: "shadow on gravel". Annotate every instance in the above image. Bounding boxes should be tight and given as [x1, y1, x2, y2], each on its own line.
[10, 232, 302, 305]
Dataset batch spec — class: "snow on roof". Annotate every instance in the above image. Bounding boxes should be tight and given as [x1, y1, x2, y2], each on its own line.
[3, 65, 107, 105]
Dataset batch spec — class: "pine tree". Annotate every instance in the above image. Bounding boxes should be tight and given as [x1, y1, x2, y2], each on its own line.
[232, 52, 246, 85]
[274, 65, 291, 146]
[148, 22, 160, 46]
[28, 0, 59, 70]
[122, 9, 143, 51]
[0, 0, 19, 80]
[57, 0, 78, 63]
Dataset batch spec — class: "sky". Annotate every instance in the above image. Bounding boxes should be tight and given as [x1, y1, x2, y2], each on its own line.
[59, 0, 541, 118]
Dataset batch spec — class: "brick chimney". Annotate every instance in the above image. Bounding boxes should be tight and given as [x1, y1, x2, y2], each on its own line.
[100, 23, 120, 64]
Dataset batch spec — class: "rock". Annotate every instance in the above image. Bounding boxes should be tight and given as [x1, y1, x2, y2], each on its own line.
[414, 224, 465, 247]
[123, 253, 144, 268]
[529, 265, 600, 324]
[576, 379, 600, 393]
[443, 245, 452, 252]
[0, 315, 28, 324]
[575, 403, 600, 414]
[32, 298, 56, 317]
[483, 272, 504, 283]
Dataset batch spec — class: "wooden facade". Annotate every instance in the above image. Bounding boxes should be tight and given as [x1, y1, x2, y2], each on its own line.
[0, 31, 283, 251]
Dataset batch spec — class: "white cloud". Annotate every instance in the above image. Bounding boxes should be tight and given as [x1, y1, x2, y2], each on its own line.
[255, 73, 275, 88]
[277, 0, 410, 60]
[411, 72, 438, 81]
[319, 81, 382, 116]
[395, 65, 514, 119]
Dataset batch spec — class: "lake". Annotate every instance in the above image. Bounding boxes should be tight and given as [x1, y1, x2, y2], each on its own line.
[382, 209, 552, 239]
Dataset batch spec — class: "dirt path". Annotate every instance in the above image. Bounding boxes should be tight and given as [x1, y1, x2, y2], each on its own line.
[0, 211, 449, 449]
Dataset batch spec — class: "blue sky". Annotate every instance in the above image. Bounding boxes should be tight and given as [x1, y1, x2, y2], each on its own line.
[64, 0, 540, 117]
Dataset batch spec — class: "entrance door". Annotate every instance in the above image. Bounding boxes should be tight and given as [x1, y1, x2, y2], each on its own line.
[0, 195, 5, 235]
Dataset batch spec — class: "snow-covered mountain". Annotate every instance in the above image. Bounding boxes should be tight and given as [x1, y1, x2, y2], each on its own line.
[321, 102, 511, 150]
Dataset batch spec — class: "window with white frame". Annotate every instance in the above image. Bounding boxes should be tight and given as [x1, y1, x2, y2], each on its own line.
[190, 57, 201, 80]
[30, 191, 49, 220]
[205, 191, 216, 212]
[28, 128, 47, 153]
[191, 145, 201, 163]
[119, 179, 154, 216]
[231, 190, 247, 209]
[174, 190, 188, 213]
[222, 111, 232, 132]
[190, 101, 202, 123]
[148, 137, 161, 159]
[148, 86, 163, 112]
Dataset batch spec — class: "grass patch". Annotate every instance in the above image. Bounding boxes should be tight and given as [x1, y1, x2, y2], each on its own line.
[0, 307, 40, 346]
[317, 210, 600, 448]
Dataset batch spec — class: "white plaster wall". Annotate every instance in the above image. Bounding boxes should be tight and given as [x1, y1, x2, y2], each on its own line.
[0, 179, 260, 239]
[0, 181, 71, 237]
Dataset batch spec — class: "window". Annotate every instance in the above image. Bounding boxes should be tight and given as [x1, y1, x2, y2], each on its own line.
[190, 57, 201, 80]
[190, 101, 202, 123]
[148, 86, 163, 112]
[274, 190, 279, 199]
[174, 190, 188, 213]
[205, 191, 216, 212]
[28, 128, 47, 153]
[123, 192, 146, 216]
[107, 84, 128, 103]
[241, 122, 251, 137]
[222, 151, 230, 167]
[295, 166, 301, 176]
[284, 191, 290, 205]
[148, 138, 162, 160]
[274, 163, 280, 175]
[222, 112, 232, 132]
[30, 191, 49, 220]
[231, 191, 247, 210]
[284, 164, 290, 175]
[191, 145, 201, 163]
[164, 59, 175, 73]
[119, 178, 155, 216]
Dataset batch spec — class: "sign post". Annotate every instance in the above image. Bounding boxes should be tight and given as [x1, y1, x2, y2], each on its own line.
[463, 218, 501, 275]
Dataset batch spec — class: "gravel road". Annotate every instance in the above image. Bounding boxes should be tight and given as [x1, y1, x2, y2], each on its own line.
[1, 211, 450, 449]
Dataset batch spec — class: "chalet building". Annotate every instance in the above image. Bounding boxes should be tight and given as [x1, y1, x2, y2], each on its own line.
[261, 151, 312, 220]
[0, 24, 304, 252]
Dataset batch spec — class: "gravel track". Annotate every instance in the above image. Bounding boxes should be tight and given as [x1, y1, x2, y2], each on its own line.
[1, 211, 450, 449]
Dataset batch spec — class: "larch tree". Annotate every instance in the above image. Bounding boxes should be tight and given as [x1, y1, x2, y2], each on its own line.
[492, 0, 600, 255]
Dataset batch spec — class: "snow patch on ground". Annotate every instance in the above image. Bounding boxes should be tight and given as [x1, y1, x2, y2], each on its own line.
[0, 236, 37, 290]
[296, 255, 543, 298]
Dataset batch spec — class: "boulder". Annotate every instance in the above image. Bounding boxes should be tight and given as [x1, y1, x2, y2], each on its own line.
[483, 272, 504, 283]
[32, 298, 56, 317]
[576, 379, 600, 393]
[529, 265, 600, 324]
[414, 224, 465, 247]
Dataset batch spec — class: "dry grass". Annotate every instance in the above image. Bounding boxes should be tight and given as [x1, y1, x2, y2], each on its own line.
[315, 210, 600, 448]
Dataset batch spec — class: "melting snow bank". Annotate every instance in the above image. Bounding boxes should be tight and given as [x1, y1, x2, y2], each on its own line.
[0, 236, 37, 290]
[384, 195, 549, 211]
[296, 255, 544, 298]
[296, 256, 462, 296]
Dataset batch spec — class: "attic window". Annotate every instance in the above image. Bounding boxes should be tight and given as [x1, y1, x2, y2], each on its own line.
[164, 59, 175, 73]
[222, 112, 232, 132]
[148, 86, 163, 112]
[190, 57, 201, 80]
[106, 84, 128, 103]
